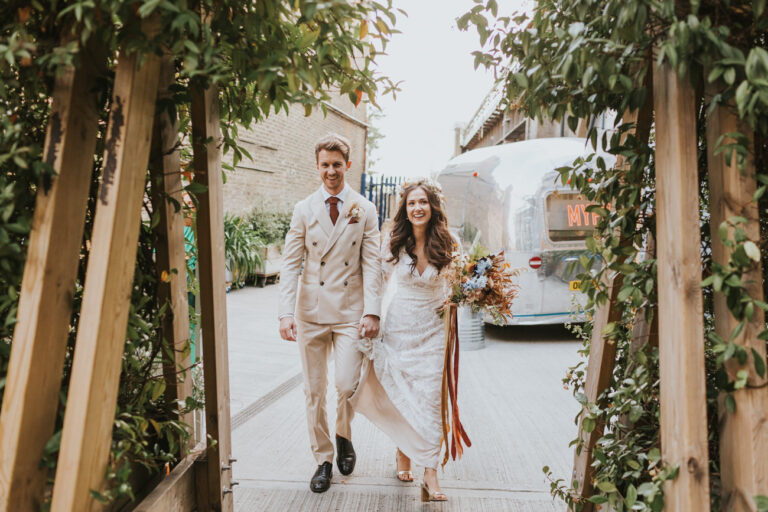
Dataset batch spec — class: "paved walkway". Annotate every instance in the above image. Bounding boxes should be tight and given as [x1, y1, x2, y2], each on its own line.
[227, 284, 579, 511]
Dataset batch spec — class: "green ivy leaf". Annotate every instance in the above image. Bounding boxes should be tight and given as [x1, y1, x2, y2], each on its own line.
[744, 241, 761, 262]
[735, 369, 749, 390]
[625, 483, 638, 507]
[752, 348, 766, 379]
[597, 481, 617, 493]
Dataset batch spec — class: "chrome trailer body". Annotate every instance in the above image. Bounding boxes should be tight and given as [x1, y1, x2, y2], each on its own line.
[437, 138, 610, 326]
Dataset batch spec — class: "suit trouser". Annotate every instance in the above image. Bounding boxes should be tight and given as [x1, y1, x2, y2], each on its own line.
[296, 319, 363, 465]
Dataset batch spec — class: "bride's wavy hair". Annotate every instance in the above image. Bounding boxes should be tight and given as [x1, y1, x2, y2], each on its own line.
[388, 181, 454, 272]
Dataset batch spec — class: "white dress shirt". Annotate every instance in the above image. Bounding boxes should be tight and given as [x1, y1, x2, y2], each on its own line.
[321, 184, 350, 215]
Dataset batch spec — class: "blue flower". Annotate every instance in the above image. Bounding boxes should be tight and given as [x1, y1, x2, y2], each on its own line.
[475, 258, 492, 275]
[462, 275, 488, 292]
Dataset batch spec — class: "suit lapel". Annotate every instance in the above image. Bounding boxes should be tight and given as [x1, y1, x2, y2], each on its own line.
[322, 189, 360, 256]
[310, 188, 333, 238]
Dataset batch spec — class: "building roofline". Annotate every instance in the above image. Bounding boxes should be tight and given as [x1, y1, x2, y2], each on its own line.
[322, 100, 369, 129]
[460, 69, 510, 148]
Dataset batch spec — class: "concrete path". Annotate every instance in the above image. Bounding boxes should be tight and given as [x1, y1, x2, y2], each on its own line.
[227, 284, 579, 511]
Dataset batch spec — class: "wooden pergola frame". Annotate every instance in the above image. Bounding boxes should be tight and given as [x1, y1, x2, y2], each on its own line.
[0, 18, 234, 512]
[1, 9, 767, 512]
[571, 49, 768, 512]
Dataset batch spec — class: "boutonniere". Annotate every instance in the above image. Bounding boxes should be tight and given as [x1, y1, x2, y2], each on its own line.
[347, 202, 363, 224]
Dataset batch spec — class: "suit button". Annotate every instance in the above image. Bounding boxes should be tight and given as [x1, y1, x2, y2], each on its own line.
[312, 241, 317, 246]
[352, 241, 356, 246]
[344, 261, 348, 266]
[321, 261, 325, 266]
[344, 281, 348, 286]
[320, 281, 325, 286]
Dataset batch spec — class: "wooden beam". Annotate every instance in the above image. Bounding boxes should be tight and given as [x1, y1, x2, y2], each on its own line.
[49, 19, 162, 512]
[132, 448, 204, 512]
[653, 59, 711, 510]
[571, 101, 652, 509]
[0, 42, 104, 512]
[190, 84, 234, 511]
[571, 274, 622, 510]
[150, 56, 194, 447]
[706, 96, 768, 511]
[630, 234, 658, 354]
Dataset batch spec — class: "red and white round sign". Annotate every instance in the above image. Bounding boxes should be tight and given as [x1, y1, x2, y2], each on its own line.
[529, 256, 542, 269]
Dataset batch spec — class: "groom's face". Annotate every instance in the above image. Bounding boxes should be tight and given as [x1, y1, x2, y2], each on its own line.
[317, 149, 351, 195]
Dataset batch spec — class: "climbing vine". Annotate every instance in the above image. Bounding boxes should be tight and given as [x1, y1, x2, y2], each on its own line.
[461, 0, 768, 509]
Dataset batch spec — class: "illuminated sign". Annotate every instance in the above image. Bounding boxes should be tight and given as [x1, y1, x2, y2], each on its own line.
[566, 203, 600, 227]
[547, 193, 600, 241]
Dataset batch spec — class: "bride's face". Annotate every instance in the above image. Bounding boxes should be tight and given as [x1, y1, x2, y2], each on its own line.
[406, 187, 431, 228]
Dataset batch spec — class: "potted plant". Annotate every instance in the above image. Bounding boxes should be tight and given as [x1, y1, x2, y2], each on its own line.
[247, 204, 291, 286]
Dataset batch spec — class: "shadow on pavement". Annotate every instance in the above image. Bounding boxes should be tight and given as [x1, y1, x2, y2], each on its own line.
[485, 323, 580, 343]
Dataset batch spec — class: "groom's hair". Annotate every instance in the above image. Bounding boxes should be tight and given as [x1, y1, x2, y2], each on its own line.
[315, 133, 351, 163]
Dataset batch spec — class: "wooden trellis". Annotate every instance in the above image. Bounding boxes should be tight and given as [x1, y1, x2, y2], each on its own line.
[571, 51, 768, 512]
[2, 9, 768, 512]
[0, 19, 234, 512]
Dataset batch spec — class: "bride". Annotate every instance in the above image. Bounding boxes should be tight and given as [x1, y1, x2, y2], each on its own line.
[351, 179, 455, 502]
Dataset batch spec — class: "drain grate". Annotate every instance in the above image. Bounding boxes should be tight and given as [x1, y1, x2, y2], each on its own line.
[231, 372, 304, 430]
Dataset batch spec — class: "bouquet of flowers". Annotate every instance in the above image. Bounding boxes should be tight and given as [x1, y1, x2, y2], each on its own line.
[438, 241, 519, 467]
[443, 243, 519, 323]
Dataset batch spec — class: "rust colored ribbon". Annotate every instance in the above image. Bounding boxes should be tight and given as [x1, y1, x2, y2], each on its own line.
[440, 304, 471, 467]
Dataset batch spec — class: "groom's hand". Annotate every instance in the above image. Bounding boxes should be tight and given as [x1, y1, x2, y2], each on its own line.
[359, 315, 380, 338]
[279, 316, 297, 342]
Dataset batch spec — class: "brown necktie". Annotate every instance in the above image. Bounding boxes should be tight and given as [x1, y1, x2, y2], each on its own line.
[328, 197, 339, 225]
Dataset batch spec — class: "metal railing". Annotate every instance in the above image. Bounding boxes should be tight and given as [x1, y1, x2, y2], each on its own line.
[360, 174, 405, 228]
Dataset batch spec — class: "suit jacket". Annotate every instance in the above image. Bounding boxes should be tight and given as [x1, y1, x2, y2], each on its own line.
[279, 186, 382, 324]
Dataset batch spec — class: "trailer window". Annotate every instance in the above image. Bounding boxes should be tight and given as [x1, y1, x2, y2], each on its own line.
[546, 193, 599, 242]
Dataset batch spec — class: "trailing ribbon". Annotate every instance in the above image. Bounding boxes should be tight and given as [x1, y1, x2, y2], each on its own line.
[440, 303, 471, 467]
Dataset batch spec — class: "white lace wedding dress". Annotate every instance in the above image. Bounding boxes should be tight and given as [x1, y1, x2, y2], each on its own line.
[350, 246, 448, 469]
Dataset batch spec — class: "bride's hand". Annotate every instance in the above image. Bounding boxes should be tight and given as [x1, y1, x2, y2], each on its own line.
[359, 315, 380, 338]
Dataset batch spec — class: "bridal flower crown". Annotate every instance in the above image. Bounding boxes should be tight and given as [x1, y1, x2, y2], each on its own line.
[397, 178, 446, 205]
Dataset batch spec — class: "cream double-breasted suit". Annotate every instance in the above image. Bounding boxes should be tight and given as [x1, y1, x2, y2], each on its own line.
[279, 185, 381, 464]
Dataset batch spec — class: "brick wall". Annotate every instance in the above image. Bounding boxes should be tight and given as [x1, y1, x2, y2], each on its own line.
[222, 94, 368, 217]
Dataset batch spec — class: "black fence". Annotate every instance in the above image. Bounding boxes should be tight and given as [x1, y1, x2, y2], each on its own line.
[360, 174, 405, 228]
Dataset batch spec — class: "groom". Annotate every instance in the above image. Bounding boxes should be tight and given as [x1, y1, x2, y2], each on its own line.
[279, 133, 381, 493]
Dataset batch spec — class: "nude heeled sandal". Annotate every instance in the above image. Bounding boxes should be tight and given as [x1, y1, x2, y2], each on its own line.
[395, 451, 413, 482]
[420, 482, 447, 502]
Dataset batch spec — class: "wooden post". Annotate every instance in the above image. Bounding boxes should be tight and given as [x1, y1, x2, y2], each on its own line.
[630, 234, 658, 354]
[150, 56, 194, 447]
[653, 59, 711, 510]
[132, 446, 205, 512]
[571, 102, 652, 509]
[49, 19, 162, 512]
[571, 274, 622, 510]
[0, 42, 104, 512]
[706, 97, 768, 511]
[191, 83, 234, 512]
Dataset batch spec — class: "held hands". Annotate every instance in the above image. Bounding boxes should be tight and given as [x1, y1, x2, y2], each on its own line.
[359, 314, 380, 339]
[279, 316, 298, 342]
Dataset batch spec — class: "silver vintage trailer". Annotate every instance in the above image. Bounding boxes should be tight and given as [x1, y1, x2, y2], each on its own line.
[437, 137, 611, 326]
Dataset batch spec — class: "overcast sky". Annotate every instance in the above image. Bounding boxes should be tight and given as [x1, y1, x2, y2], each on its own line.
[370, 0, 526, 178]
